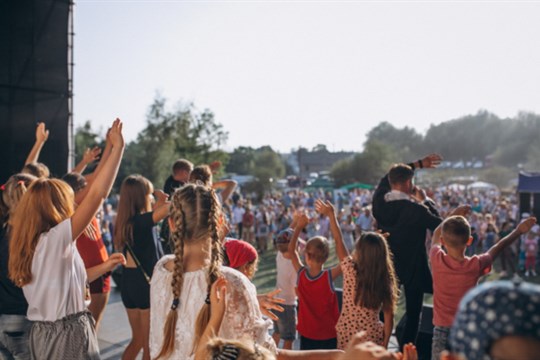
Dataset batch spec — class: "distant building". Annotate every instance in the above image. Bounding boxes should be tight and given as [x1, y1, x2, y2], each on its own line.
[296, 147, 355, 179]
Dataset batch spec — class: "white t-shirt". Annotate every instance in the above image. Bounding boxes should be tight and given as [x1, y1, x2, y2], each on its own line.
[23, 219, 88, 322]
[275, 251, 297, 305]
[232, 206, 245, 225]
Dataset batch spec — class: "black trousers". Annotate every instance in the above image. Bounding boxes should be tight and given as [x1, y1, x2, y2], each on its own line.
[400, 269, 433, 348]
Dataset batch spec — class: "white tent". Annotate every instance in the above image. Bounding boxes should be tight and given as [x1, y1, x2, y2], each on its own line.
[467, 181, 499, 190]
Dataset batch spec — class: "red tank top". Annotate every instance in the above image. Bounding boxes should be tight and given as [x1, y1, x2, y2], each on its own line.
[296, 267, 339, 340]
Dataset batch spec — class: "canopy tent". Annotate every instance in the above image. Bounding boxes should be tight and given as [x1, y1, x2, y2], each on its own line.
[467, 181, 499, 191]
[518, 172, 540, 193]
[341, 182, 374, 190]
[517, 172, 540, 221]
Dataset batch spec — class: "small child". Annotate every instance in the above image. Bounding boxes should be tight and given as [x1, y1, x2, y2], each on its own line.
[273, 229, 298, 350]
[524, 231, 538, 277]
[430, 206, 537, 360]
[287, 200, 343, 350]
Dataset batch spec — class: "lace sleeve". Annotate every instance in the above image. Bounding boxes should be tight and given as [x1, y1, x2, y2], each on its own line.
[220, 269, 277, 354]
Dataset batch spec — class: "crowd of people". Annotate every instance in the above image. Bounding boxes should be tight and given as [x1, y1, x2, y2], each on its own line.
[0, 121, 539, 360]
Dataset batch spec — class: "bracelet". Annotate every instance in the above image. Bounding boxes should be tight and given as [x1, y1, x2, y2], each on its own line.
[419, 159, 423, 169]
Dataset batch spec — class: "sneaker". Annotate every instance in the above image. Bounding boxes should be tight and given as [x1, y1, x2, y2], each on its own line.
[500, 271, 508, 277]
[525, 270, 531, 277]
[533, 270, 538, 277]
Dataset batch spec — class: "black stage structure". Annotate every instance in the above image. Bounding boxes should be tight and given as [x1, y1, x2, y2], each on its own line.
[0, 0, 74, 183]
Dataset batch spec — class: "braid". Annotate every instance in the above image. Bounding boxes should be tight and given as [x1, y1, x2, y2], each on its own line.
[193, 187, 223, 353]
[156, 201, 185, 359]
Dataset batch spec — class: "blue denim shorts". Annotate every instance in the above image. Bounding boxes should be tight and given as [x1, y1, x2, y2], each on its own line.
[273, 304, 297, 340]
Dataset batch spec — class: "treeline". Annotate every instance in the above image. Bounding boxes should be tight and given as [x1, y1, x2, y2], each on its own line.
[331, 111, 540, 187]
[76, 95, 540, 191]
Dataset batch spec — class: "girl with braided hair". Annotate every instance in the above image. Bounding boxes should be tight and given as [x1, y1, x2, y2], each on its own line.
[149, 183, 276, 359]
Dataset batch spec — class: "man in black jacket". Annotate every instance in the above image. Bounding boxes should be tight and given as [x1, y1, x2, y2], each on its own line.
[372, 154, 442, 348]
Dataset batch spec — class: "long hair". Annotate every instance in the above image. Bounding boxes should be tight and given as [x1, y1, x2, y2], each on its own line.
[353, 232, 398, 312]
[8, 178, 74, 287]
[155, 183, 223, 359]
[0, 173, 37, 229]
[113, 175, 153, 251]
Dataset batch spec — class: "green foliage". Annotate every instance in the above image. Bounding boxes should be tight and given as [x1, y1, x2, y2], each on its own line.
[121, 96, 229, 187]
[331, 140, 394, 187]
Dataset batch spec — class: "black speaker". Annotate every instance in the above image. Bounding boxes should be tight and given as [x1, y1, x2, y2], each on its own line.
[395, 305, 433, 360]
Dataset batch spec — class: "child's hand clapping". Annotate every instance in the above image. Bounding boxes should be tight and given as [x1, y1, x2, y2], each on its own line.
[315, 199, 335, 218]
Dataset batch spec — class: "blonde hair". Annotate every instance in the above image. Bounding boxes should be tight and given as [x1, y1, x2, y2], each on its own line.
[206, 337, 275, 360]
[113, 175, 153, 251]
[8, 178, 74, 287]
[0, 173, 37, 228]
[156, 183, 223, 359]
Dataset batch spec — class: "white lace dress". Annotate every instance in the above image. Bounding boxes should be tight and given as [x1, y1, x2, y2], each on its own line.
[149, 255, 276, 360]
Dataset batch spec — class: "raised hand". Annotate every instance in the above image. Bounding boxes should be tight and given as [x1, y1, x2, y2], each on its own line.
[82, 146, 102, 165]
[315, 199, 335, 218]
[209, 160, 222, 174]
[35, 122, 50, 143]
[257, 289, 285, 321]
[420, 154, 442, 169]
[108, 118, 124, 148]
[517, 217, 537, 235]
[295, 212, 310, 229]
[450, 205, 471, 217]
[154, 189, 169, 205]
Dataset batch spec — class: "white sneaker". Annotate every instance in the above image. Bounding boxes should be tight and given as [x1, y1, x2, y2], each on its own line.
[533, 270, 538, 276]
[525, 270, 531, 277]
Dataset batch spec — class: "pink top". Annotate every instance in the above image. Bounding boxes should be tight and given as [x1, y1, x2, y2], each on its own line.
[430, 245, 492, 327]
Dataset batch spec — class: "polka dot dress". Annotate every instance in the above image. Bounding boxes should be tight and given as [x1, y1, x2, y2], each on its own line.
[336, 256, 384, 349]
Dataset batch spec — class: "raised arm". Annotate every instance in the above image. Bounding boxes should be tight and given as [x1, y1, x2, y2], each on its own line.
[73, 146, 102, 175]
[213, 179, 237, 204]
[315, 199, 349, 261]
[24, 122, 49, 165]
[71, 119, 124, 241]
[488, 217, 537, 259]
[287, 213, 308, 272]
[152, 189, 170, 224]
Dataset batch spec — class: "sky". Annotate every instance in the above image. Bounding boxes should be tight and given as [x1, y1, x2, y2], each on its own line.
[74, 1, 540, 153]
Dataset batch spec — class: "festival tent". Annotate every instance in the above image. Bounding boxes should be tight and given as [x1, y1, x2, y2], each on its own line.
[341, 182, 374, 190]
[517, 172, 540, 220]
[467, 181, 499, 191]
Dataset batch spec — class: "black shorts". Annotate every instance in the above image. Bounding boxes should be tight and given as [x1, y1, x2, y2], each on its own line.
[300, 335, 337, 350]
[120, 267, 150, 309]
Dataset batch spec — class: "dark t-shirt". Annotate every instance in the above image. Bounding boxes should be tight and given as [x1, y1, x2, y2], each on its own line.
[0, 226, 28, 315]
[129, 212, 164, 276]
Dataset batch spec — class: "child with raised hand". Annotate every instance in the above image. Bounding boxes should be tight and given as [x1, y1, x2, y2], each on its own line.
[430, 205, 537, 360]
[8, 118, 126, 360]
[323, 199, 399, 350]
[287, 199, 343, 350]
[22, 122, 50, 178]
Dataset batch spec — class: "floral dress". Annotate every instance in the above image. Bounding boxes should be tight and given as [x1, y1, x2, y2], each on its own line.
[149, 255, 276, 359]
[336, 256, 384, 349]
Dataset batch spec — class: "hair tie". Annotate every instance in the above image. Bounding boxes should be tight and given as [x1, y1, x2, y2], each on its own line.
[0, 184, 5, 191]
[205, 293, 211, 305]
[171, 298, 180, 310]
[213, 344, 239, 360]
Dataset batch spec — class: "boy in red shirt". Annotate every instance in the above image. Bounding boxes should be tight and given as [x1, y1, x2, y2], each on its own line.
[287, 202, 343, 350]
[430, 207, 537, 360]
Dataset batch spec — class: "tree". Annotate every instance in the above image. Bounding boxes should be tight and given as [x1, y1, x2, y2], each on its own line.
[118, 95, 229, 187]
[74, 120, 102, 164]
